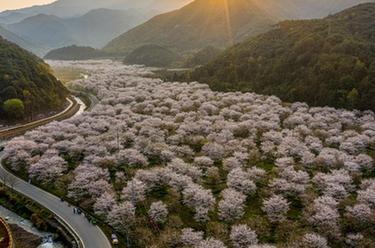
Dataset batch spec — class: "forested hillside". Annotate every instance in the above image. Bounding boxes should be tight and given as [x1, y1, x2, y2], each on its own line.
[124, 45, 181, 67]
[44, 45, 107, 60]
[104, 0, 277, 54]
[190, 3, 375, 111]
[0, 37, 68, 120]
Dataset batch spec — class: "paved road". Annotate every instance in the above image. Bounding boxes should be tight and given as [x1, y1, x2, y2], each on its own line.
[0, 97, 79, 139]
[0, 91, 111, 248]
[0, 153, 112, 248]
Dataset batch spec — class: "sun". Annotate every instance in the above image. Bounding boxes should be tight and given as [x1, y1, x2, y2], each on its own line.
[222, 0, 235, 46]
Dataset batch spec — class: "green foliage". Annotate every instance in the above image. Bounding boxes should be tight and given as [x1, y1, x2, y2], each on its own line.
[190, 3, 375, 111]
[44, 45, 108, 60]
[104, 0, 275, 54]
[3, 98, 24, 119]
[124, 45, 181, 67]
[0, 37, 68, 120]
[185, 46, 222, 67]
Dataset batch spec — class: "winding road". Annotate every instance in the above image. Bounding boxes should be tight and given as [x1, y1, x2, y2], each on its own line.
[0, 159, 112, 248]
[0, 94, 112, 248]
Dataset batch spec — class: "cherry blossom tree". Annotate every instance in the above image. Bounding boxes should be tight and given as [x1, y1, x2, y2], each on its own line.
[262, 195, 290, 223]
[149, 201, 168, 224]
[218, 189, 246, 221]
[180, 228, 204, 246]
[94, 191, 116, 217]
[107, 201, 135, 232]
[182, 183, 215, 222]
[122, 178, 146, 204]
[195, 238, 227, 248]
[28, 151, 67, 184]
[230, 224, 258, 248]
[227, 168, 256, 195]
[300, 233, 329, 248]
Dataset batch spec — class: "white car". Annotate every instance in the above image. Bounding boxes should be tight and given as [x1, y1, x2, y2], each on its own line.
[111, 234, 119, 245]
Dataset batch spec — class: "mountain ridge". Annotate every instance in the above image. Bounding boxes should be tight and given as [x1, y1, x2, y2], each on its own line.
[104, 0, 277, 54]
[6, 8, 145, 56]
[103, 0, 375, 55]
[189, 2, 375, 111]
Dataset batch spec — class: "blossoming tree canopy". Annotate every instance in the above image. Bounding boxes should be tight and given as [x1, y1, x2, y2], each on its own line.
[4, 60, 375, 247]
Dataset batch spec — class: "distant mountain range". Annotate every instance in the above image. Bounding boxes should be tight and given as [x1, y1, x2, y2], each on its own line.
[104, 0, 375, 54]
[0, 0, 192, 56]
[0, 0, 193, 24]
[0, 25, 42, 53]
[189, 3, 375, 111]
[5, 8, 145, 55]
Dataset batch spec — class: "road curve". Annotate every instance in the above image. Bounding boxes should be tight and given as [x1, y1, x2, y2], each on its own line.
[0, 153, 112, 248]
[0, 93, 111, 248]
[0, 97, 79, 139]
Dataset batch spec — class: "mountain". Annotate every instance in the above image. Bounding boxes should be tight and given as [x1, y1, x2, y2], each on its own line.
[6, 9, 145, 56]
[0, 37, 68, 120]
[0, 0, 193, 24]
[44, 45, 108, 60]
[7, 14, 74, 53]
[104, 0, 277, 54]
[185, 46, 223, 66]
[0, 25, 40, 53]
[104, 0, 375, 55]
[63, 8, 145, 48]
[124, 45, 181, 67]
[189, 3, 375, 111]
[251, 0, 375, 19]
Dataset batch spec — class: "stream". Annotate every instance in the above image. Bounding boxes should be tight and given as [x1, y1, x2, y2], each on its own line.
[0, 205, 64, 248]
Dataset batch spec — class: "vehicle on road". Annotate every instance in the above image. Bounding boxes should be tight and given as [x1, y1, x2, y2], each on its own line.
[112, 234, 119, 245]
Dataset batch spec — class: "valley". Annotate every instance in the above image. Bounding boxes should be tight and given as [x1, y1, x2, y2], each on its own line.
[3, 60, 375, 247]
[0, 1, 374, 248]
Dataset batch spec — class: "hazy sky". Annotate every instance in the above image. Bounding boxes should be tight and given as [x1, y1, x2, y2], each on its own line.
[0, 0, 55, 11]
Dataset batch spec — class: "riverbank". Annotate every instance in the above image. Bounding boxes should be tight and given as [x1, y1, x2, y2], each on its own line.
[10, 224, 41, 248]
[0, 187, 66, 248]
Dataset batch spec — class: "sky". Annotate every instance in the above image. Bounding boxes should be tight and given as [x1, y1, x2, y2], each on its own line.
[0, 0, 55, 11]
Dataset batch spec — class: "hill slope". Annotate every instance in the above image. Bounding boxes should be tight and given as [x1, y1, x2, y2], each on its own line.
[190, 3, 375, 111]
[104, 0, 277, 54]
[124, 44, 181, 67]
[44, 45, 107, 60]
[0, 37, 68, 120]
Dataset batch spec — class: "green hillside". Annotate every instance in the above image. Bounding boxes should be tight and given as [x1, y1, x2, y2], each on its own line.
[0, 37, 68, 120]
[190, 3, 375, 111]
[44, 45, 107, 60]
[185, 46, 223, 66]
[104, 0, 277, 54]
[124, 44, 181, 67]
